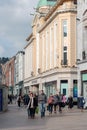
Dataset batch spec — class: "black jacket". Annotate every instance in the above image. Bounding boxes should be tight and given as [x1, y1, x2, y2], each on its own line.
[29, 97, 38, 108]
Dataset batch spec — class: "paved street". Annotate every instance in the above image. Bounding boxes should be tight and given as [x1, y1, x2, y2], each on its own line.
[0, 103, 87, 130]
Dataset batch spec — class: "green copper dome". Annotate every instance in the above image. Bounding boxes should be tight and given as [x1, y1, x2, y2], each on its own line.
[37, 0, 57, 9]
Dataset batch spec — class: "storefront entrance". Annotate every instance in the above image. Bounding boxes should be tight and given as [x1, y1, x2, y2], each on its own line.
[32, 85, 39, 94]
[45, 81, 57, 97]
[82, 73, 87, 98]
[60, 80, 68, 97]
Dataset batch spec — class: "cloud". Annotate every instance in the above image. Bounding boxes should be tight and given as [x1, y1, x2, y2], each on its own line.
[0, 0, 38, 57]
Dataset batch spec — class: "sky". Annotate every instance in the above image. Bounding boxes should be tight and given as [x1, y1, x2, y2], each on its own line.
[0, 0, 39, 58]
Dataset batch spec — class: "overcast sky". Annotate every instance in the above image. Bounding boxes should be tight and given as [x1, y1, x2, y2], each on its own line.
[0, 0, 39, 57]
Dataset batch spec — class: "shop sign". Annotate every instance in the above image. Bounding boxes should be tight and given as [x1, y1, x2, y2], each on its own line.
[32, 80, 37, 84]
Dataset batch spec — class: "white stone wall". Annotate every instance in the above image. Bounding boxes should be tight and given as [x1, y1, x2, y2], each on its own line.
[15, 52, 24, 84]
[24, 44, 33, 83]
[77, 0, 87, 60]
[77, 0, 87, 96]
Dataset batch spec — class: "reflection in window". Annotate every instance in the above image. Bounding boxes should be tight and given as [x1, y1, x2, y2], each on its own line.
[63, 20, 67, 37]
[63, 46, 67, 65]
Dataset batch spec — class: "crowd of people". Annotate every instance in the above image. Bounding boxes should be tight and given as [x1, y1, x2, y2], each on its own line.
[13, 90, 86, 119]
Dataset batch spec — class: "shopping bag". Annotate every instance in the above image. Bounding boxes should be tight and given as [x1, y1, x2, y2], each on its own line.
[35, 107, 39, 114]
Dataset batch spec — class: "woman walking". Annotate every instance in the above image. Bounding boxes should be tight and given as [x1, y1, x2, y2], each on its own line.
[47, 94, 54, 115]
[67, 95, 73, 109]
[27, 93, 38, 119]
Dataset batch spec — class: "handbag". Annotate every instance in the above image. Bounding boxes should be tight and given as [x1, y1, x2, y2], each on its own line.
[61, 102, 65, 107]
[35, 107, 39, 114]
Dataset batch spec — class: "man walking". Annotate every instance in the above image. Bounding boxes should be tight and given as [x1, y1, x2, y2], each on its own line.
[38, 90, 47, 118]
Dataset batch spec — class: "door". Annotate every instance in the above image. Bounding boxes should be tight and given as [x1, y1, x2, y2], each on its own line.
[45, 84, 53, 98]
[60, 80, 68, 97]
[83, 82, 87, 98]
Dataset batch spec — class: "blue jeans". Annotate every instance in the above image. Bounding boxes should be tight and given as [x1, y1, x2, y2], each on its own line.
[39, 103, 45, 117]
[48, 104, 53, 113]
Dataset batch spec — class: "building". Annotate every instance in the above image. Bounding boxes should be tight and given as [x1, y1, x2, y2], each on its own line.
[0, 58, 9, 85]
[14, 51, 25, 96]
[24, 0, 77, 98]
[0, 64, 2, 84]
[2, 57, 15, 95]
[77, 0, 87, 98]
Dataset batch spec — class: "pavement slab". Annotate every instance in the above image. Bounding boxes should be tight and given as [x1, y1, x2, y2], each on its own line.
[0, 104, 87, 130]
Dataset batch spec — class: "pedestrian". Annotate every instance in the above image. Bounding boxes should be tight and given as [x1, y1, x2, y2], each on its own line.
[67, 95, 73, 109]
[58, 92, 63, 113]
[79, 94, 85, 112]
[38, 90, 47, 118]
[23, 94, 29, 106]
[47, 93, 54, 115]
[27, 93, 37, 119]
[53, 94, 59, 113]
[9, 94, 13, 104]
[17, 95, 21, 108]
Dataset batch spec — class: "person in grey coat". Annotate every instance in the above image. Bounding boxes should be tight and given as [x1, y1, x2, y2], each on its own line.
[38, 90, 47, 118]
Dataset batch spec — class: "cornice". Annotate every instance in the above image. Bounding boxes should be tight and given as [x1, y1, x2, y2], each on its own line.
[45, 0, 75, 20]
[24, 36, 35, 49]
[24, 67, 77, 84]
[37, 8, 77, 33]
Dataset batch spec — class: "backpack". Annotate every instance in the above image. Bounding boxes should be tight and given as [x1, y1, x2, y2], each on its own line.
[48, 96, 54, 104]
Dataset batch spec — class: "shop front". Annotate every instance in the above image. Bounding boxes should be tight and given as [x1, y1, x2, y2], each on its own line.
[31, 84, 39, 94]
[29, 78, 41, 94]
[44, 81, 57, 97]
[60, 80, 68, 97]
[82, 73, 87, 98]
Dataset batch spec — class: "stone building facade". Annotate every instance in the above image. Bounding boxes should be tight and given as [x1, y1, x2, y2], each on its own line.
[77, 0, 87, 98]
[14, 51, 25, 96]
[2, 57, 15, 95]
[24, 0, 77, 98]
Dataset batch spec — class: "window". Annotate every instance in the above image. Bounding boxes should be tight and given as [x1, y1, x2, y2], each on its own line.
[63, 46, 67, 65]
[73, 0, 77, 4]
[63, 20, 67, 37]
[82, 51, 86, 60]
[47, 0, 57, 1]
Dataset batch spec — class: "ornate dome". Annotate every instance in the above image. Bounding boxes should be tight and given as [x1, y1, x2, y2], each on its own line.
[37, 0, 57, 9]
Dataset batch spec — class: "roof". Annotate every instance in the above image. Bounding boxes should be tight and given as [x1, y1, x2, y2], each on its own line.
[37, 0, 57, 9]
